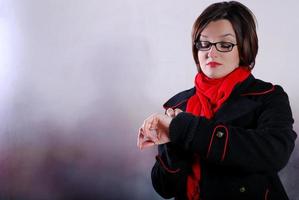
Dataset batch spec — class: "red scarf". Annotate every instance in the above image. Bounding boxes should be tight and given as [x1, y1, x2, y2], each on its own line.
[185, 67, 251, 200]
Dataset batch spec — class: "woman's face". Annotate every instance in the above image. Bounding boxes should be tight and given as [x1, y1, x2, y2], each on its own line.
[197, 19, 240, 79]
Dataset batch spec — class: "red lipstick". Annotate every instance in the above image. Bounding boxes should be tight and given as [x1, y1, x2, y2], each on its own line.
[207, 61, 221, 67]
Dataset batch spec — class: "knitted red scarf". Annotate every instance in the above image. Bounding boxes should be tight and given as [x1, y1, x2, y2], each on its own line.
[185, 67, 250, 200]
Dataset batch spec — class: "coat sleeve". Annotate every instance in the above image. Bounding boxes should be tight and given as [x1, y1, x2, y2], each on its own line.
[168, 85, 297, 173]
[151, 143, 191, 199]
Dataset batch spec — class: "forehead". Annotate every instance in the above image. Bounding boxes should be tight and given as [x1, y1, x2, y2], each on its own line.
[200, 19, 236, 39]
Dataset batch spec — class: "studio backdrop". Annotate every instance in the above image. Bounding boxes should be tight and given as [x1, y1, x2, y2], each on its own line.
[0, 0, 298, 199]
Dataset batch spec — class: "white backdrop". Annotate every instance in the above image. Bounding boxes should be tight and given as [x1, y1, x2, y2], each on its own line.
[0, 0, 298, 199]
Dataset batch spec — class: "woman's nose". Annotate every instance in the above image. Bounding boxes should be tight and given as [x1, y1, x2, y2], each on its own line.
[207, 45, 218, 58]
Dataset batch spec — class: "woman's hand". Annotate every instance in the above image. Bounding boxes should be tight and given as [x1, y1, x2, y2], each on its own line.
[137, 108, 182, 150]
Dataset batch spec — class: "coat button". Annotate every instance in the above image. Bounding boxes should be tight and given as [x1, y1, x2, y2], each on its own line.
[239, 186, 246, 193]
[216, 131, 224, 138]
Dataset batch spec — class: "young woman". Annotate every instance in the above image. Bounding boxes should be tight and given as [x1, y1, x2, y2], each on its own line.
[137, 1, 296, 199]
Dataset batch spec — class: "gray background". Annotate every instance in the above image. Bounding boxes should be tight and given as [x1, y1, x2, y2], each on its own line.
[0, 0, 298, 199]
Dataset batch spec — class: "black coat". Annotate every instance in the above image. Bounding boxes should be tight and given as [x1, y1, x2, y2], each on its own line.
[151, 75, 297, 200]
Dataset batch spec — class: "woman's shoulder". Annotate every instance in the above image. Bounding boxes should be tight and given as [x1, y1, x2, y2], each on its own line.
[240, 76, 290, 106]
[241, 76, 287, 97]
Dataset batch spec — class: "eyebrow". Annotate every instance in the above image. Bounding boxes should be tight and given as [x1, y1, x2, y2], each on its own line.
[201, 33, 236, 38]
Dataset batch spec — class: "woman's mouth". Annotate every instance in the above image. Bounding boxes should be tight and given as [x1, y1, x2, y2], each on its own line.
[207, 62, 222, 67]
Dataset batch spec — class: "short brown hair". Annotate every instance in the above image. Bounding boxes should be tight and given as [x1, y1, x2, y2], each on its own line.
[192, 1, 258, 71]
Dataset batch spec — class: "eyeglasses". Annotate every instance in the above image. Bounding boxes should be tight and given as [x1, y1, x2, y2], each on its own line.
[194, 41, 237, 52]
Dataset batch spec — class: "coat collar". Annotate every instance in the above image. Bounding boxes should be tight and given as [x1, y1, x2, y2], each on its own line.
[163, 74, 275, 122]
[163, 87, 195, 110]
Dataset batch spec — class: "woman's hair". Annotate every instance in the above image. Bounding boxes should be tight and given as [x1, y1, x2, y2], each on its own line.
[192, 1, 258, 71]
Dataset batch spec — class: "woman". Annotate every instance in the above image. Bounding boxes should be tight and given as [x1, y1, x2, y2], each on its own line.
[137, 1, 296, 200]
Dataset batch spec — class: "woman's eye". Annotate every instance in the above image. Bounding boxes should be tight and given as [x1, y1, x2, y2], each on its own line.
[220, 42, 232, 48]
[200, 41, 210, 47]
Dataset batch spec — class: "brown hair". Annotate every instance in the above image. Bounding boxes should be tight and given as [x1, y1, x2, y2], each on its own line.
[192, 1, 258, 71]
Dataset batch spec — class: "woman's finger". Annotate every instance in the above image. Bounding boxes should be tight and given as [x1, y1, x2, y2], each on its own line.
[137, 127, 145, 148]
[144, 115, 159, 141]
[140, 139, 156, 150]
[143, 114, 154, 137]
[138, 125, 156, 149]
[138, 129, 155, 149]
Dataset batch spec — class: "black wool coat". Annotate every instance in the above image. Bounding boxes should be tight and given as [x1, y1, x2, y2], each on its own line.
[151, 75, 297, 200]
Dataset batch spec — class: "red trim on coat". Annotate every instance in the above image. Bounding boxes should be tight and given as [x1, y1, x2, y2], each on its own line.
[220, 125, 229, 161]
[163, 99, 188, 110]
[206, 129, 217, 159]
[156, 155, 181, 173]
[241, 84, 275, 96]
[206, 125, 229, 161]
[264, 188, 269, 200]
